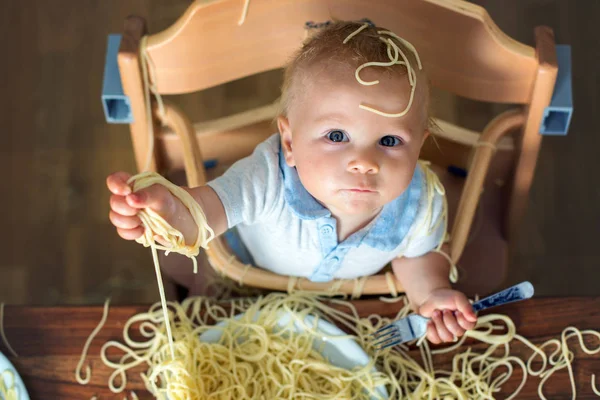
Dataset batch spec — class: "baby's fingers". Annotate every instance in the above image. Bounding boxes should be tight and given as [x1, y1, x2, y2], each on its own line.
[125, 185, 173, 214]
[455, 295, 477, 322]
[432, 310, 454, 342]
[426, 321, 441, 344]
[110, 195, 137, 216]
[442, 310, 466, 338]
[106, 172, 132, 196]
[109, 211, 142, 230]
[456, 311, 477, 331]
[117, 227, 145, 241]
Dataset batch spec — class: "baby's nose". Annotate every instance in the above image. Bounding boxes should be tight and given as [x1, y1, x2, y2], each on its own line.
[347, 155, 379, 174]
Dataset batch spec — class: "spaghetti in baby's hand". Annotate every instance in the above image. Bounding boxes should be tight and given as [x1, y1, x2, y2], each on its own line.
[106, 171, 202, 248]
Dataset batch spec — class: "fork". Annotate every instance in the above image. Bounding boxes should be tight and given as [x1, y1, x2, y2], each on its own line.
[371, 281, 535, 350]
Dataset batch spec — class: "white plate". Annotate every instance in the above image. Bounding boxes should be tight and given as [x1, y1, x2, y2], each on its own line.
[0, 351, 30, 400]
[199, 311, 388, 399]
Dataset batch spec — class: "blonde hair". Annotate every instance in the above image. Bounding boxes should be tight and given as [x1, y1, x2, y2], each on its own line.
[279, 20, 434, 131]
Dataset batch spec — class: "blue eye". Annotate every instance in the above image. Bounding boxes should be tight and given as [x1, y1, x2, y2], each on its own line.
[327, 130, 348, 143]
[380, 136, 403, 147]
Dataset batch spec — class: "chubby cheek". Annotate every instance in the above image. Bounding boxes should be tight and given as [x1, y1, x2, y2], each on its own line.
[380, 161, 415, 200]
[295, 154, 338, 196]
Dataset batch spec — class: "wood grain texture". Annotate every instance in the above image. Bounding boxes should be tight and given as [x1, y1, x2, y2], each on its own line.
[145, 0, 538, 102]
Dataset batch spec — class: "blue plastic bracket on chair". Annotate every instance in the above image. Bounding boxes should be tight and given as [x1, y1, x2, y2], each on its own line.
[540, 45, 573, 135]
[101, 34, 133, 124]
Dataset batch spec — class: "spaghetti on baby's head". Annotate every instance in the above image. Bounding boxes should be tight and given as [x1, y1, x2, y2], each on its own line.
[277, 21, 434, 219]
[279, 20, 434, 130]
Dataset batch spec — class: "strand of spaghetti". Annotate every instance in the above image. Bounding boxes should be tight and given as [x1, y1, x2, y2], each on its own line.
[353, 41, 399, 85]
[351, 276, 368, 299]
[379, 295, 405, 304]
[139, 36, 154, 173]
[0, 303, 18, 358]
[238, 263, 252, 286]
[431, 248, 458, 283]
[377, 30, 422, 69]
[423, 163, 447, 238]
[139, 36, 167, 173]
[143, 40, 165, 118]
[385, 272, 398, 297]
[326, 279, 344, 295]
[149, 239, 175, 360]
[238, 0, 251, 25]
[342, 22, 368, 44]
[514, 334, 549, 376]
[561, 328, 577, 400]
[592, 374, 600, 396]
[75, 298, 111, 385]
[287, 276, 298, 293]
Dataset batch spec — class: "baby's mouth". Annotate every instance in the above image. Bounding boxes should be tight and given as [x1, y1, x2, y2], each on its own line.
[343, 186, 377, 193]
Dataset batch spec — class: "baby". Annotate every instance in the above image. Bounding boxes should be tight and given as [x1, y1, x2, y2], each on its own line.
[106, 21, 477, 344]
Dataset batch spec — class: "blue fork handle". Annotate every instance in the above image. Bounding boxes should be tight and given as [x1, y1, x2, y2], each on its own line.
[471, 281, 534, 313]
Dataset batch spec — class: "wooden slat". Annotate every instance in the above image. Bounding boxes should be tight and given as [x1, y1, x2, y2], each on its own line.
[507, 26, 558, 239]
[156, 100, 515, 171]
[146, 0, 538, 103]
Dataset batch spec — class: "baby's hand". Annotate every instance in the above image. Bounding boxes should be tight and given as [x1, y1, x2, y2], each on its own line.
[417, 288, 477, 344]
[106, 172, 197, 245]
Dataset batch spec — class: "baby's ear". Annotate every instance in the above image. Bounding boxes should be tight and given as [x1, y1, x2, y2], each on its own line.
[421, 129, 430, 146]
[277, 116, 296, 167]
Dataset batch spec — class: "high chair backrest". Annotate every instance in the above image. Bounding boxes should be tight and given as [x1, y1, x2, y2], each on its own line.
[117, 0, 557, 295]
[143, 0, 538, 99]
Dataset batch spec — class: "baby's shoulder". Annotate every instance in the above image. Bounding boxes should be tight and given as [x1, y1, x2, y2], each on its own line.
[227, 133, 282, 181]
[253, 133, 281, 160]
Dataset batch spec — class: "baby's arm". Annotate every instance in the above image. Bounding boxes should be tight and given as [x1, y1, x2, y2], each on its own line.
[391, 248, 477, 344]
[391, 247, 452, 308]
[107, 172, 228, 245]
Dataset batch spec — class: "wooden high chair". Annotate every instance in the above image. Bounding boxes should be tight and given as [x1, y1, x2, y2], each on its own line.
[116, 0, 558, 297]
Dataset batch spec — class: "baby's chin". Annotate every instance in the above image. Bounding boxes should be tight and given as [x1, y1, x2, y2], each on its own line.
[327, 197, 384, 217]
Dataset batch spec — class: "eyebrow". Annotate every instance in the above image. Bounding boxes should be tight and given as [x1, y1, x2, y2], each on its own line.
[314, 112, 414, 138]
[313, 113, 350, 125]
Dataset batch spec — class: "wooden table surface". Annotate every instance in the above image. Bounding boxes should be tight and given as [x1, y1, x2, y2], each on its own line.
[1, 297, 600, 399]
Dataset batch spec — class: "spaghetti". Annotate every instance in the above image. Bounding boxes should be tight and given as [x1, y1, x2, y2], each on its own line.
[75, 298, 111, 385]
[0, 369, 18, 400]
[238, 0, 251, 25]
[0, 303, 18, 358]
[126, 171, 215, 359]
[344, 25, 422, 118]
[0, 304, 19, 400]
[94, 292, 600, 399]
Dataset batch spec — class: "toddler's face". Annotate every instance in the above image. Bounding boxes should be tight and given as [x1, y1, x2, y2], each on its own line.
[279, 66, 429, 219]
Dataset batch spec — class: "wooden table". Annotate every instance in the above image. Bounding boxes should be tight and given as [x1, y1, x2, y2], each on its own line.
[2, 297, 600, 399]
